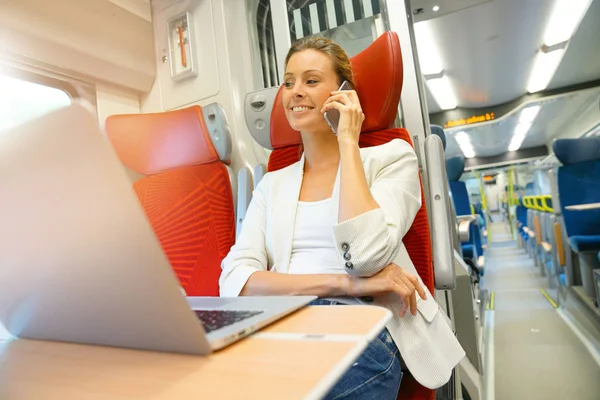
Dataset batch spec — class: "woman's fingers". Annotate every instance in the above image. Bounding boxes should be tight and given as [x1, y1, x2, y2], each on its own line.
[321, 96, 354, 114]
[331, 90, 360, 105]
[326, 93, 352, 105]
[320, 100, 345, 114]
[392, 280, 411, 317]
[405, 273, 427, 300]
[399, 276, 417, 316]
[323, 92, 362, 112]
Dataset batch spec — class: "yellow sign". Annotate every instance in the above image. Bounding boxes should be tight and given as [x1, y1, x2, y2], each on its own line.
[443, 112, 495, 129]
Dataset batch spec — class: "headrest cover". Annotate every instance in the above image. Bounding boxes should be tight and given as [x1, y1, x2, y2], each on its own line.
[553, 138, 600, 165]
[106, 106, 219, 175]
[202, 103, 233, 163]
[244, 87, 278, 150]
[430, 125, 447, 150]
[525, 182, 534, 195]
[446, 156, 465, 181]
[269, 31, 404, 149]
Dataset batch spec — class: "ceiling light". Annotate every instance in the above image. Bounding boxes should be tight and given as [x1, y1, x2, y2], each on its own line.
[519, 106, 541, 124]
[526, 0, 592, 94]
[454, 131, 475, 158]
[526, 48, 565, 93]
[433, 6, 440, 12]
[508, 135, 525, 152]
[462, 149, 475, 158]
[426, 75, 457, 110]
[543, 0, 593, 47]
[414, 21, 443, 75]
[508, 122, 533, 152]
[454, 131, 469, 144]
[514, 122, 532, 137]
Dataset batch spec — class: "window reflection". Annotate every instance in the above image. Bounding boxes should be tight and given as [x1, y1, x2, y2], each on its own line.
[0, 75, 71, 132]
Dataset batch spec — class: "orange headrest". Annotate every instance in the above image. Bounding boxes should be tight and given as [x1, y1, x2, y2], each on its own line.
[106, 106, 220, 175]
[269, 31, 403, 149]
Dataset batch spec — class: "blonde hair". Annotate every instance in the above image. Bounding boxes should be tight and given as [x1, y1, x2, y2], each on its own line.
[284, 36, 355, 89]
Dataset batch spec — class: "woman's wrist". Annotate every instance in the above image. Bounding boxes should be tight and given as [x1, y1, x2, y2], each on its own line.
[333, 274, 353, 297]
[337, 136, 360, 152]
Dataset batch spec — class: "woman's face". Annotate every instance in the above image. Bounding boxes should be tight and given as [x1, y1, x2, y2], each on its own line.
[282, 49, 340, 133]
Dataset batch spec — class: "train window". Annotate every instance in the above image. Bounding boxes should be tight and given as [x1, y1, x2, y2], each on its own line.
[254, 0, 280, 88]
[252, 1, 402, 127]
[286, 0, 381, 52]
[252, 0, 382, 88]
[0, 75, 72, 132]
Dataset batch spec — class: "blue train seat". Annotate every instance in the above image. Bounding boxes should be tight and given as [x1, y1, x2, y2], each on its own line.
[446, 156, 485, 271]
[553, 138, 600, 299]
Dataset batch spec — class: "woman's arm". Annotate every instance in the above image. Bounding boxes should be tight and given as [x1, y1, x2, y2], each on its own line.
[337, 139, 379, 222]
[322, 91, 421, 278]
[322, 90, 379, 223]
[219, 175, 271, 297]
[242, 265, 426, 317]
[239, 271, 349, 296]
[333, 140, 421, 278]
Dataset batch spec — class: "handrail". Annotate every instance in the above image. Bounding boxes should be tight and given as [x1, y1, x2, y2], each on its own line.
[540, 195, 553, 213]
[534, 196, 544, 212]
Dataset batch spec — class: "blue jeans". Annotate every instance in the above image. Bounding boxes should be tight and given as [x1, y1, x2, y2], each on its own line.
[308, 299, 403, 400]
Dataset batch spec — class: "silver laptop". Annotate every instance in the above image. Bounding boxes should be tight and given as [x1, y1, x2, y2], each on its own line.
[0, 102, 316, 353]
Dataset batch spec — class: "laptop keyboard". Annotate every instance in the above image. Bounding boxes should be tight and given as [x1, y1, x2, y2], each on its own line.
[195, 310, 264, 333]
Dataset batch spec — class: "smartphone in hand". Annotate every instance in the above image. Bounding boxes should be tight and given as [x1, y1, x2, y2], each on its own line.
[324, 80, 351, 134]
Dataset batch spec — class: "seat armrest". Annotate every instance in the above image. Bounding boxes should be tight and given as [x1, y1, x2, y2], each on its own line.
[541, 242, 552, 253]
[523, 227, 535, 238]
[236, 167, 253, 239]
[253, 164, 267, 189]
[425, 135, 456, 290]
[456, 216, 475, 242]
[457, 215, 477, 224]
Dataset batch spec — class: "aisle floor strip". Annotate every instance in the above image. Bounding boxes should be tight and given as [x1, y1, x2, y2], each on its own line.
[540, 288, 558, 309]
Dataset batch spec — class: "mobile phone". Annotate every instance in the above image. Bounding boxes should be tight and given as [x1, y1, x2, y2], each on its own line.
[324, 80, 351, 134]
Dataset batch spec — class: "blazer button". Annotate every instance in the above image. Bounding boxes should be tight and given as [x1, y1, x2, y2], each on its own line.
[345, 261, 354, 269]
[343, 252, 351, 261]
[341, 242, 350, 252]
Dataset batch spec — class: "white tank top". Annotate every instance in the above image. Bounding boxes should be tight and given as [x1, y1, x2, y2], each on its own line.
[287, 198, 345, 275]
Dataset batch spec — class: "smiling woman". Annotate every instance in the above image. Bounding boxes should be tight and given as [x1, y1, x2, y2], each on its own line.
[218, 35, 463, 400]
[0, 75, 71, 132]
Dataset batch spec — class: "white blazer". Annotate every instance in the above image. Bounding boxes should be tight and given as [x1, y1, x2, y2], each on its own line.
[219, 139, 465, 389]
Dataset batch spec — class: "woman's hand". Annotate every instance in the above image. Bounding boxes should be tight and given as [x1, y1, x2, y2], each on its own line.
[347, 263, 427, 317]
[320, 89, 364, 145]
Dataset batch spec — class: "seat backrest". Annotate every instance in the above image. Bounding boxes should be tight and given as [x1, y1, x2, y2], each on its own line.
[105, 105, 236, 296]
[553, 138, 600, 237]
[446, 156, 471, 216]
[266, 31, 434, 400]
[430, 125, 447, 150]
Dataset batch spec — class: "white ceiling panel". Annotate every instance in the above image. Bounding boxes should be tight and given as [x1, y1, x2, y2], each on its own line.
[548, 0, 600, 89]
[410, 0, 600, 113]
[444, 87, 600, 159]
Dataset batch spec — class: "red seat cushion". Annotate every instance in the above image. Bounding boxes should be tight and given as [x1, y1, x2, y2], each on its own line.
[399, 372, 436, 400]
[133, 163, 235, 296]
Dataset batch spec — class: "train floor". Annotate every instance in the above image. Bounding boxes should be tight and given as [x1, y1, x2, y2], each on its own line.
[481, 217, 600, 400]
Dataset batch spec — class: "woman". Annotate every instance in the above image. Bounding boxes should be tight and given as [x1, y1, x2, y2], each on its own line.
[220, 37, 464, 399]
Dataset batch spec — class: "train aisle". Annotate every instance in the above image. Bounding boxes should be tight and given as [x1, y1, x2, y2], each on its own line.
[482, 218, 600, 400]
